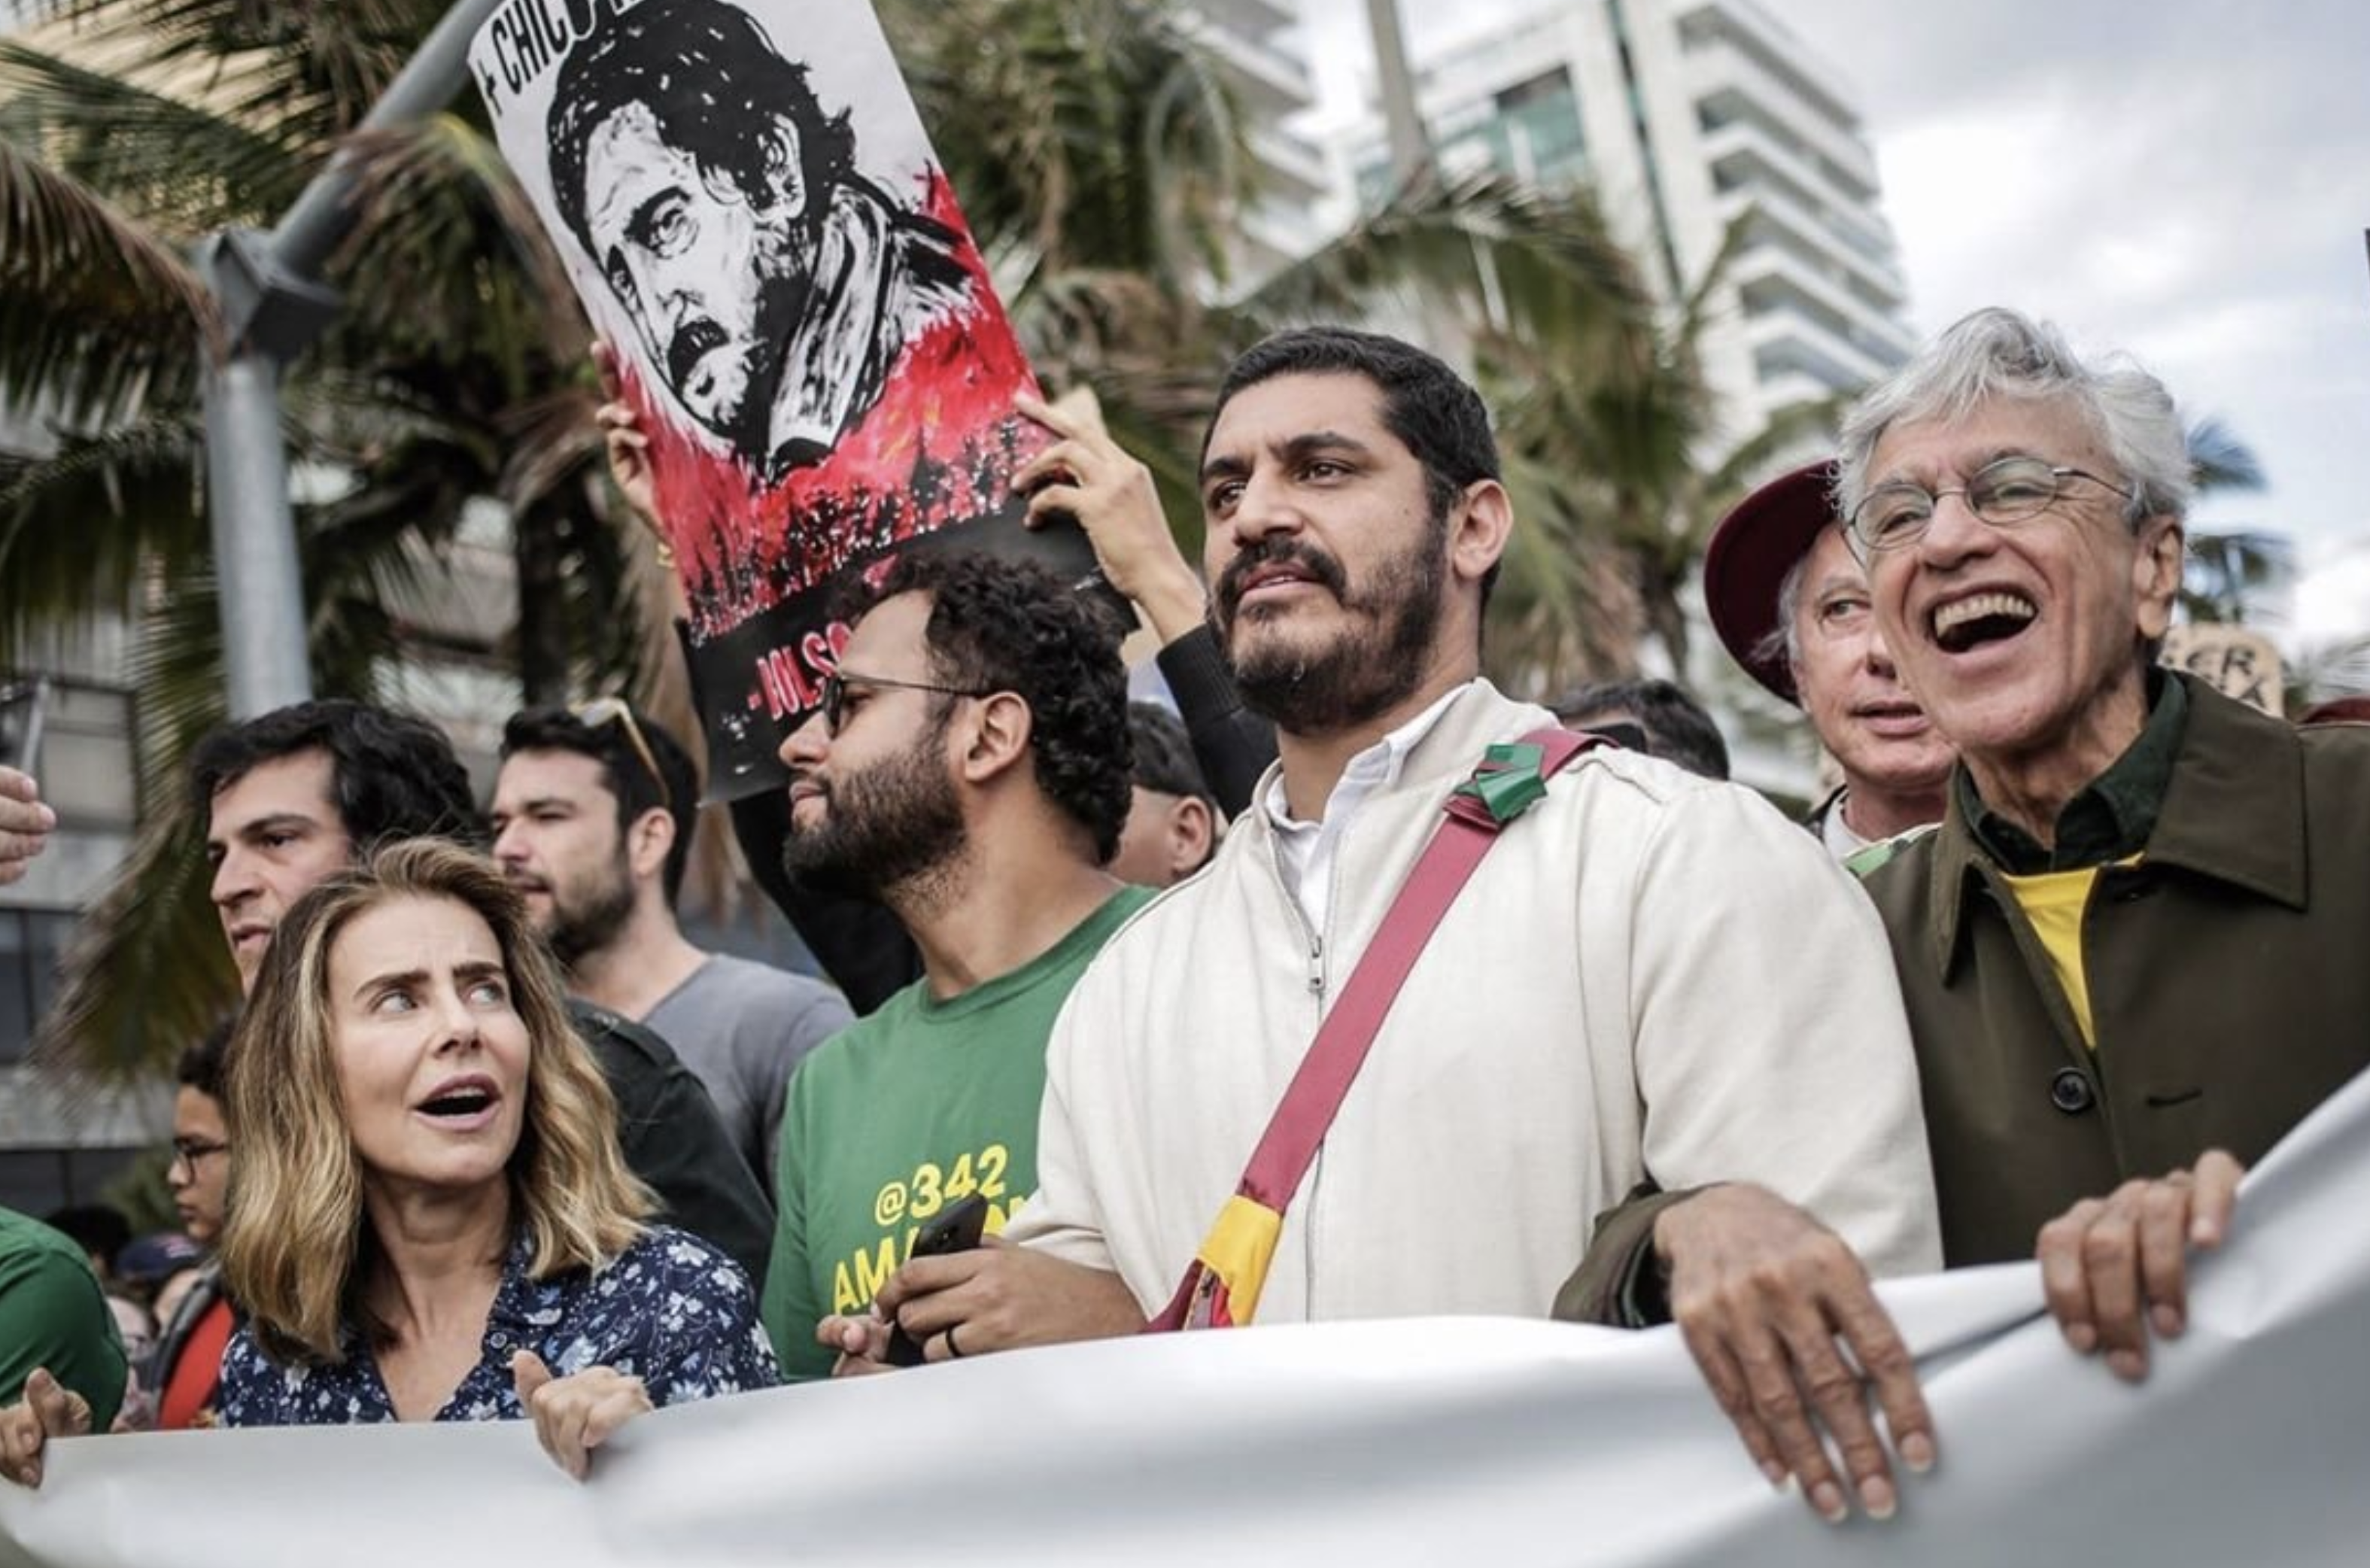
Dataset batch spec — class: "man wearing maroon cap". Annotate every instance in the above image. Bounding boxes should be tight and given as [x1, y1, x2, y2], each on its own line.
[1704, 461, 1952, 861]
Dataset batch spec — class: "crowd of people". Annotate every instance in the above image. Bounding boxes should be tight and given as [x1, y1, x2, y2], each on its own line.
[0, 305, 2364, 1531]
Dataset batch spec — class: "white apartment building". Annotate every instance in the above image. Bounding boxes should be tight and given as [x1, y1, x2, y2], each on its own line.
[1345, 0, 1918, 448]
[1177, 0, 1332, 284]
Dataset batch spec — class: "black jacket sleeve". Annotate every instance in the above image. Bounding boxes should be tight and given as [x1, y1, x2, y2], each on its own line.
[571, 1000, 777, 1290]
[728, 789, 920, 1016]
[1154, 623, 1277, 819]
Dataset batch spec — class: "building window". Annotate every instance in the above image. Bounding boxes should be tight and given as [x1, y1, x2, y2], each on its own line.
[0, 907, 73, 1065]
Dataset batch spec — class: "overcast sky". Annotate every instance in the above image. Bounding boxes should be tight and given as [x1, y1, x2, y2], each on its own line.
[1291, 0, 2370, 652]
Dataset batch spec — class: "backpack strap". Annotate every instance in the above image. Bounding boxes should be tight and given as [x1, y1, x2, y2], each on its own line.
[1147, 727, 1606, 1331]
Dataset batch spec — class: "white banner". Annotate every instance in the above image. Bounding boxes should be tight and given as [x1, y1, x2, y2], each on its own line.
[9, 1067, 2368, 1567]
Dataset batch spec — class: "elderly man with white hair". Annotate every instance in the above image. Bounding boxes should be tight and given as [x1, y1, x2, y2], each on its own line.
[1839, 306, 2370, 1381]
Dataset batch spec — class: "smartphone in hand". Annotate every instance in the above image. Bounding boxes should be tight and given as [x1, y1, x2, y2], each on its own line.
[883, 1194, 992, 1367]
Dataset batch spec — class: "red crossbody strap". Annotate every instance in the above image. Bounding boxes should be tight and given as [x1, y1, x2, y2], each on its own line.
[1232, 727, 1603, 1211]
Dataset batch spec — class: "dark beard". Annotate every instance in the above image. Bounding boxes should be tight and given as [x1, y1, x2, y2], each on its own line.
[1211, 516, 1449, 739]
[779, 722, 968, 904]
[544, 852, 636, 969]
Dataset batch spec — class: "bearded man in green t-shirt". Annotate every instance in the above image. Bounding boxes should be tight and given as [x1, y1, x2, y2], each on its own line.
[765, 552, 1155, 1378]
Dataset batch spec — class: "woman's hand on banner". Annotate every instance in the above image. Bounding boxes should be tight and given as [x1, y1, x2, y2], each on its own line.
[511, 1351, 652, 1481]
[1014, 393, 1207, 645]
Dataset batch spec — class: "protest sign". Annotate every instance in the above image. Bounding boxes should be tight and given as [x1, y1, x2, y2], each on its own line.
[2160, 622, 2286, 716]
[471, 0, 1098, 794]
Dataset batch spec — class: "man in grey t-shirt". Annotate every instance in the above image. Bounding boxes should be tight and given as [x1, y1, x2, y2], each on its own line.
[643, 952, 848, 1184]
[492, 701, 852, 1186]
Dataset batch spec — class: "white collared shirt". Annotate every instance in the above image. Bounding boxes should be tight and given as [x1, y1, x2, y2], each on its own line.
[1261, 682, 1474, 934]
[1821, 790, 1872, 861]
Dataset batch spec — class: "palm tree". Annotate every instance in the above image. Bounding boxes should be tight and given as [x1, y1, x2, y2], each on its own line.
[887, 2, 1670, 679]
[5, 0, 1667, 1082]
[1463, 209, 1840, 691]
[2179, 415, 2289, 626]
[2, 0, 637, 1075]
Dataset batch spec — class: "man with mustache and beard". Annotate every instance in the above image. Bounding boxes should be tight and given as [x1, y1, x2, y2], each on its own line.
[548, 0, 971, 482]
[761, 552, 1153, 1379]
[491, 702, 851, 1189]
[858, 329, 1945, 1527]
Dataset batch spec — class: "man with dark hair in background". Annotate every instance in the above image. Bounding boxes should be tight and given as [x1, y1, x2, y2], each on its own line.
[137, 1022, 236, 1431]
[548, 0, 971, 479]
[1551, 677, 1732, 781]
[769, 552, 1152, 1378]
[188, 699, 773, 1284]
[1107, 702, 1219, 886]
[493, 700, 851, 1187]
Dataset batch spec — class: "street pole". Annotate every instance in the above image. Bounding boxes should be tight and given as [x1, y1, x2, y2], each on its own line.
[1360, 0, 1471, 359]
[200, 354, 312, 715]
[1364, 0, 1428, 190]
[196, 0, 505, 717]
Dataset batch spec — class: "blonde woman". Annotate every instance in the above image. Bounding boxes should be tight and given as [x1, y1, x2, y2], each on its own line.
[1, 840, 775, 1487]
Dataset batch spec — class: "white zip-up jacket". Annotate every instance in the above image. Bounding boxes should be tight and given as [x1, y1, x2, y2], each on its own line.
[1008, 681, 1942, 1321]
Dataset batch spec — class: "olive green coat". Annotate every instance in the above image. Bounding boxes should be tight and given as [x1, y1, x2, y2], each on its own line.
[1862, 675, 2370, 1266]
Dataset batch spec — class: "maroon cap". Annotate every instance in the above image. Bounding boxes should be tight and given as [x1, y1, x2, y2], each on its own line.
[1703, 460, 1842, 706]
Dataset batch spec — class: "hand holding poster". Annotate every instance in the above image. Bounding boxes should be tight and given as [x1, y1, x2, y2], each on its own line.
[472, 0, 1100, 794]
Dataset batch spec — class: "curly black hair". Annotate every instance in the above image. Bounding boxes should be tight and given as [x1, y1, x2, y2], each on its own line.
[852, 551, 1133, 863]
[501, 703, 700, 905]
[187, 700, 484, 851]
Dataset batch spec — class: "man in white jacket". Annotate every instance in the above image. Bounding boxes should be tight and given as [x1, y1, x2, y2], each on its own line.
[867, 328, 1943, 1527]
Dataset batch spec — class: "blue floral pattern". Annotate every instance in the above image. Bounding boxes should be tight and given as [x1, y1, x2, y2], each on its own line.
[217, 1225, 778, 1426]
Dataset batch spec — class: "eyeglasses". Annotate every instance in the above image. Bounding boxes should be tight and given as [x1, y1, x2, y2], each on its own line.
[820, 671, 991, 736]
[570, 697, 665, 797]
[1849, 456, 2134, 555]
[169, 1137, 229, 1174]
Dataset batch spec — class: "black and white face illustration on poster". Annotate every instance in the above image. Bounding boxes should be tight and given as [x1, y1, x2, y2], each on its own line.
[474, 0, 1092, 795]
[540, 0, 973, 482]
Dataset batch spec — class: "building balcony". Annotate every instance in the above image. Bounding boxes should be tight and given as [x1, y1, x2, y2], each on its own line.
[1718, 184, 1908, 314]
[1248, 124, 1331, 202]
[1750, 365, 1848, 412]
[1741, 293, 1912, 394]
[1687, 39, 1880, 200]
[1190, 0, 1300, 46]
[1180, 8, 1317, 116]
[1702, 118, 1900, 268]
[1674, 0, 1864, 136]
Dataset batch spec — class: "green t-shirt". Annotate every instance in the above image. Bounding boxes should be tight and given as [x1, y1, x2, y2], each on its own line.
[763, 886, 1153, 1378]
[0, 1206, 127, 1430]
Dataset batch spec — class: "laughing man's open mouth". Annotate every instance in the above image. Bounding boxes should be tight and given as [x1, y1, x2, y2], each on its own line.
[1932, 591, 2037, 654]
